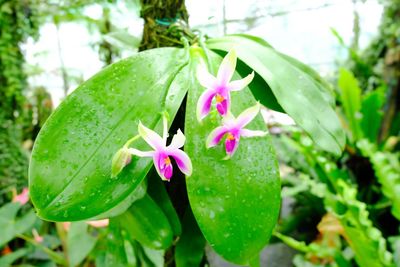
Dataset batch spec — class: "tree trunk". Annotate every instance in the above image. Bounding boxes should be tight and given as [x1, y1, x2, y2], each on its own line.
[139, 0, 189, 51]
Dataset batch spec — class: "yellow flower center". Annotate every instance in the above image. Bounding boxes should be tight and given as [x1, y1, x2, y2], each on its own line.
[227, 133, 235, 140]
[164, 156, 171, 165]
[216, 94, 225, 103]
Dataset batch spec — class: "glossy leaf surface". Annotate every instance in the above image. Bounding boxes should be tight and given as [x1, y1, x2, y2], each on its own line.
[185, 48, 281, 264]
[207, 34, 345, 156]
[29, 48, 188, 221]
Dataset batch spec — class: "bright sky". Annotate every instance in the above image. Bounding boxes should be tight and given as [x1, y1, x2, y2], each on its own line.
[24, 0, 383, 107]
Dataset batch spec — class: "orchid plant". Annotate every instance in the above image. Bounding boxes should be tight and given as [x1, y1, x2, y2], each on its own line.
[28, 33, 344, 266]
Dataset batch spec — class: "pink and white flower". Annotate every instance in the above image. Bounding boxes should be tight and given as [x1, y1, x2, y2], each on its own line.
[196, 49, 254, 121]
[206, 103, 267, 158]
[13, 188, 29, 205]
[128, 116, 192, 181]
[86, 219, 109, 228]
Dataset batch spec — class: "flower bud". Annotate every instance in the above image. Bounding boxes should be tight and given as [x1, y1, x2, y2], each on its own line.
[111, 147, 132, 178]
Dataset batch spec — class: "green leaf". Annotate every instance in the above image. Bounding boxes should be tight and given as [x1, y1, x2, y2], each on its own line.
[67, 222, 97, 267]
[29, 48, 189, 221]
[207, 34, 345, 156]
[147, 168, 182, 236]
[185, 47, 281, 264]
[360, 86, 385, 143]
[139, 246, 164, 267]
[338, 68, 363, 142]
[95, 218, 136, 267]
[0, 248, 28, 267]
[175, 208, 206, 267]
[116, 194, 173, 250]
[91, 179, 147, 220]
[0, 203, 37, 247]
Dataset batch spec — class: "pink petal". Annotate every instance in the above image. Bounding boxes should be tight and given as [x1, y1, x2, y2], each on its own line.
[138, 121, 165, 150]
[206, 126, 229, 148]
[225, 133, 240, 157]
[196, 63, 218, 88]
[236, 102, 261, 128]
[87, 219, 109, 228]
[217, 49, 237, 85]
[196, 88, 216, 121]
[240, 129, 268, 138]
[63, 222, 71, 231]
[228, 71, 255, 91]
[13, 188, 29, 205]
[32, 229, 44, 243]
[168, 148, 193, 176]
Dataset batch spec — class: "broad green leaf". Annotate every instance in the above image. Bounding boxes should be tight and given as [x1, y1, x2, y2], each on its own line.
[338, 68, 363, 142]
[29, 48, 189, 221]
[147, 168, 182, 236]
[67, 222, 97, 267]
[116, 194, 173, 250]
[360, 86, 385, 143]
[175, 208, 206, 267]
[207, 35, 345, 156]
[185, 47, 280, 264]
[0, 203, 37, 247]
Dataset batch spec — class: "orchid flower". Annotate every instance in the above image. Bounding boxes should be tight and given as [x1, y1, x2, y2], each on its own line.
[87, 219, 109, 228]
[13, 188, 29, 205]
[206, 103, 267, 158]
[127, 116, 192, 181]
[32, 229, 44, 243]
[196, 49, 254, 121]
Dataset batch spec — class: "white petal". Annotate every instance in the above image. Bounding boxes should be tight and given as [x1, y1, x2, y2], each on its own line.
[228, 71, 254, 91]
[168, 129, 185, 149]
[128, 148, 154, 157]
[236, 102, 261, 128]
[197, 63, 217, 88]
[138, 121, 165, 150]
[240, 129, 268, 138]
[217, 49, 237, 85]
